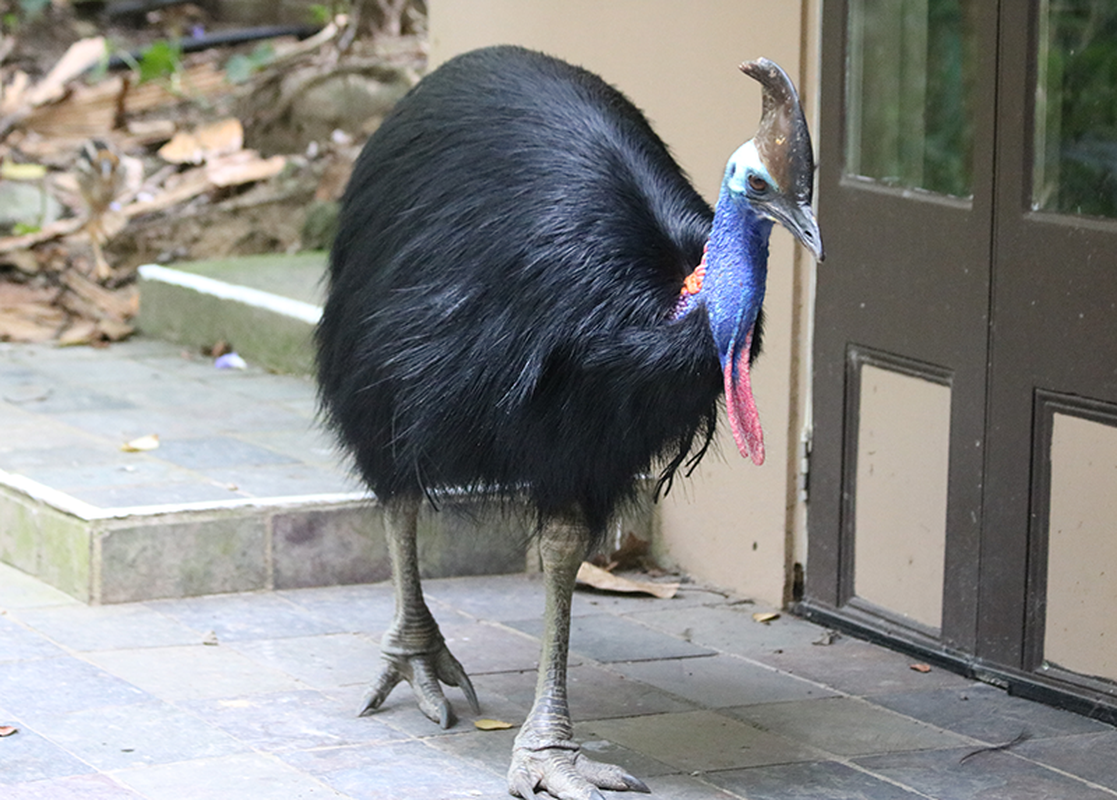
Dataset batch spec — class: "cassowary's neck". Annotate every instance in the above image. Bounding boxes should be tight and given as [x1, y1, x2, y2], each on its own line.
[676, 187, 772, 369]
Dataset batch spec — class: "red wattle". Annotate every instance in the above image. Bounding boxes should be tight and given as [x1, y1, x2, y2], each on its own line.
[724, 330, 764, 466]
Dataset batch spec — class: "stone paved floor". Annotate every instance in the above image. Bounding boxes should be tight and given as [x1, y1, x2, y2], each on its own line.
[2, 562, 1115, 799]
[0, 338, 360, 512]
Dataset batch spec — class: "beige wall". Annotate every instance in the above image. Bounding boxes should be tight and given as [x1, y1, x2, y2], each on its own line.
[429, 1, 816, 604]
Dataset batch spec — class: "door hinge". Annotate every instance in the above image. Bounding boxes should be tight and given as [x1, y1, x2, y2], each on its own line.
[798, 428, 812, 504]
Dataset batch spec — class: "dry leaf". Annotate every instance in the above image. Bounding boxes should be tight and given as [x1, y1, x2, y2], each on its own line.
[910, 663, 932, 673]
[121, 434, 159, 452]
[752, 611, 781, 624]
[24, 37, 107, 108]
[1, 160, 47, 181]
[474, 719, 513, 731]
[158, 118, 245, 165]
[575, 561, 678, 599]
[0, 725, 17, 737]
[206, 152, 286, 188]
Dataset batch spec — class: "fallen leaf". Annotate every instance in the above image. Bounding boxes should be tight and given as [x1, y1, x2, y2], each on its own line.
[910, 663, 932, 673]
[812, 629, 841, 646]
[202, 631, 219, 646]
[0, 726, 17, 737]
[474, 719, 513, 731]
[1, 160, 47, 181]
[158, 118, 245, 164]
[752, 611, 781, 624]
[121, 434, 159, 452]
[575, 561, 678, 599]
[24, 37, 107, 108]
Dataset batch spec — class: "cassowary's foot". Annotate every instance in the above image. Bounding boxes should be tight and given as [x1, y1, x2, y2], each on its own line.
[508, 738, 650, 800]
[361, 623, 479, 728]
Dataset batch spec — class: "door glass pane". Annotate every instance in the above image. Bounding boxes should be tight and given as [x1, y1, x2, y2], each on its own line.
[846, 0, 976, 197]
[1033, 0, 1117, 218]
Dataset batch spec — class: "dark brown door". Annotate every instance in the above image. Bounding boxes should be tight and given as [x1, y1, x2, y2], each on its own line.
[807, 0, 1117, 717]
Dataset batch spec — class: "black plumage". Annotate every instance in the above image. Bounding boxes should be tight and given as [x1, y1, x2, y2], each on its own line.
[319, 45, 735, 535]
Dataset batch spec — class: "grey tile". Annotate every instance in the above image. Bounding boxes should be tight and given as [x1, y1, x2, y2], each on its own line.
[152, 436, 296, 470]
[0, 445, 118, 470]
[204, 462, 357, 498]
[507, 613, 714, 663]
[471, 662, 697, 722]
[439, 620, 542, 674]
[0, 615, 66, 661]
[66, 480, 245, 509]
[584, 709, 821, 772]
[279, 739, 509, 799]
[1013, 729, 1117, 791]
[869, 683, 1112, 743]
[856, 746, 1117, 799]
[25, 386, 136, 415]
[13, 603, 204, 652]
[0, 727, 96, 784]
[84, 644, 306, 702]
[613, 654, 837, 708]
[628, 603, 827, 657]
[277, 581, 399, 634]
[708, 760, 925, 799]
[752, 636, 974, 696]
[0, 563, 79, 610]
[150, 592, 348, 642]
[1, 773, 147, 799]
[113, 752, 351, 800]
[725, 696, 971, 757]
[422, 573, 548, 622]
[28, 700, 247, 770]
[229, 633, 380, 689]
[0, 658, 151, 719]
[17, 459, 194, 493]
[180, 690, 407, 752]
[635, 773, 745, 799]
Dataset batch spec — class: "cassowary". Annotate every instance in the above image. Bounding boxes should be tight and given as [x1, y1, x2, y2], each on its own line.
[317, 45, 822, 799]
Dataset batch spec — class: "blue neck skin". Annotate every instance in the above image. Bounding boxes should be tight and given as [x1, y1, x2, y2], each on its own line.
[678, 183, 771, 372]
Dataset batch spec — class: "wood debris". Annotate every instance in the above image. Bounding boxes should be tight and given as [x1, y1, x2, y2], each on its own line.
[0, 5, 425, 347]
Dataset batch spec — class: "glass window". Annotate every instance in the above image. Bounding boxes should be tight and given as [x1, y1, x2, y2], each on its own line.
[845, 0, 976, 198]
[1033, 0, 1117, 218]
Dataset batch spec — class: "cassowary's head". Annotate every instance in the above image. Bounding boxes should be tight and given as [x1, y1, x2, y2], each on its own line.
[728, 58, 824, 262]
[693, 58, 823, 467]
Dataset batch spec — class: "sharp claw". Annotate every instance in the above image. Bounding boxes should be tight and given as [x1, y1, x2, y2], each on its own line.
[510, 771, 538, 799]
[437, 699, 454, 729]
[458, 672, 480, 714]
[624, 774, 651, 794]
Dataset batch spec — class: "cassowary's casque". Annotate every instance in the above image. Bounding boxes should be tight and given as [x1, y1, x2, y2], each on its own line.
[317, 45, 822, 800]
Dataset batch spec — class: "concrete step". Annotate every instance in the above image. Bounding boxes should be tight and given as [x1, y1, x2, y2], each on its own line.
[1, 260, 655, 604]
[136, 252, 327, 375]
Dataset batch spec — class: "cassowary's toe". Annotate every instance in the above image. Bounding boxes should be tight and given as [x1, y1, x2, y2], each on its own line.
[359, 640, 477, 728]
[509, 745, 649, 800]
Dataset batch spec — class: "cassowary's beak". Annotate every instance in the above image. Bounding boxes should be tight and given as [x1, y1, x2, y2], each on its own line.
[740, 58, 824, 262]
[772, 199, 824, 262]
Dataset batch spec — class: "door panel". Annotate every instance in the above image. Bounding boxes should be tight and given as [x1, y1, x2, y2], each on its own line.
[811, 0, 1117, 715]
[810, 0, 995, 653]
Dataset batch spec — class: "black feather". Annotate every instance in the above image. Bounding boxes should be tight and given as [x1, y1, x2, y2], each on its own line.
[317, 45, 759, 536]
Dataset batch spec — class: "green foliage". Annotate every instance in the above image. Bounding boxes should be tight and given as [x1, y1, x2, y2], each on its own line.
[11, 221, 40, 236]
[225, 42, 275, 85]
[309, 3, 334, 25]
[137, 39, 183, 85]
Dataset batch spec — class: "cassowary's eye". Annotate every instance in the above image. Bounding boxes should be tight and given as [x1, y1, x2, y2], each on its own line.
[748, 174, 769, 193]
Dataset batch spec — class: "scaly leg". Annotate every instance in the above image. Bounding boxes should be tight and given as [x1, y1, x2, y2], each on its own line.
[508, 519, 650, 799]
[361, 496, 479, 728]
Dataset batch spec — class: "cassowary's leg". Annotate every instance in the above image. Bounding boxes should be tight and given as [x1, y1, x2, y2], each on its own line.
[361, 496, 479, 728]
[508, 520, 650, 800]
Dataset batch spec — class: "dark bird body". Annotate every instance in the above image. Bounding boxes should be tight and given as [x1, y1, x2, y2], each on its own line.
[317, 45, 821, 799]
[320, 46, 727, 535]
